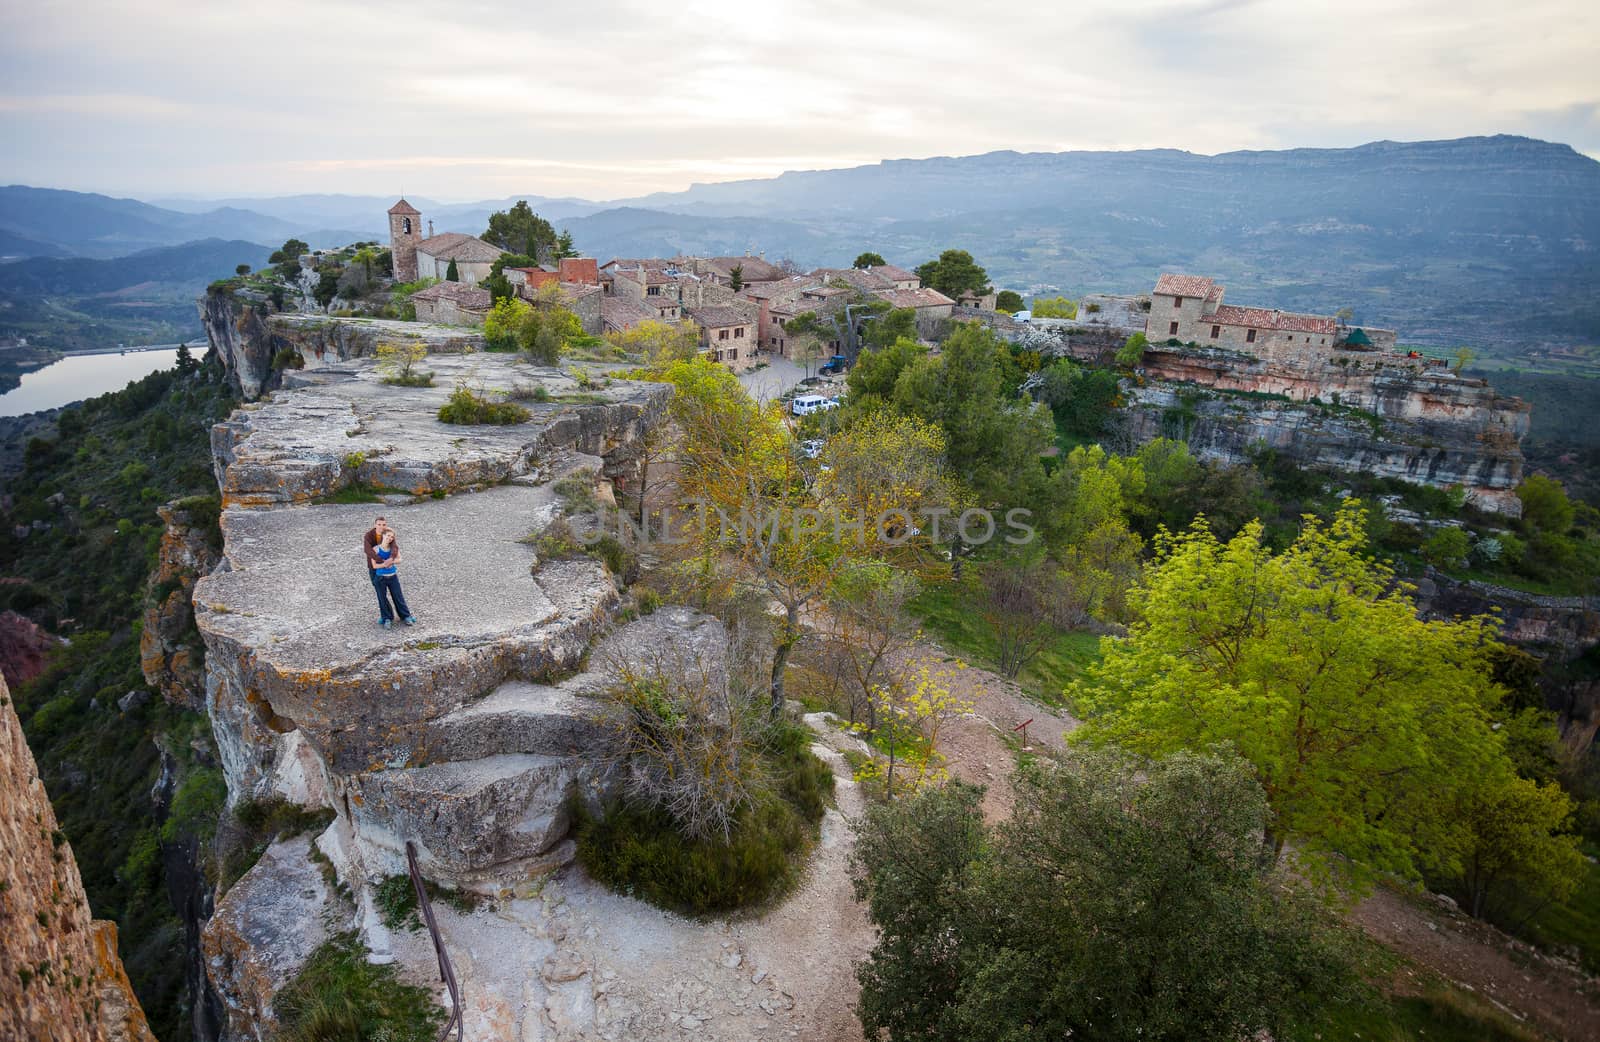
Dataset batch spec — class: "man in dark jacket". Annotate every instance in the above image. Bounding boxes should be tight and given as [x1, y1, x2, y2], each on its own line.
[363, 515, 417, 628]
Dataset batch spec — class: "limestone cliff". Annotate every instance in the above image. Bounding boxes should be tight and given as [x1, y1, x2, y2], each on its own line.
[199, 285, 486, 401]
[1016, 326, 1530, 515]
[0, 673, 155, 1042]
[187, 341, 685, 1035]
[142, 500, 223, 710]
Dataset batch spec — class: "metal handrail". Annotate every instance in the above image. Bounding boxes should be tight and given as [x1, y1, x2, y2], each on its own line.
[406, 840, 465, 1042]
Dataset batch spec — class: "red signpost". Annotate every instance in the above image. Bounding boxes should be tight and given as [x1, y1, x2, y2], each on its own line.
[1014, 718, 1034, 752]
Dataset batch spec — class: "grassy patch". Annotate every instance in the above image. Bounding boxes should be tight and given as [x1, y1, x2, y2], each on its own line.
[273, 931, 444, 1042]
[909, 579, 1102, 706]
[1285, 979, 1545, 1042]
[313, 482, 411, 505]
[575, 724, 833, 915]
[372, 874, 481, 932]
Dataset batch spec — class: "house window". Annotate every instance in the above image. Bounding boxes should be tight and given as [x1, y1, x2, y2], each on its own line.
[647, 286, 659, 296]
[1173, 296, 1184, 308]
[718, 329, 730, 341]
[402, 217, 412, 234]
[735, 327, 745, 338]
[1210, 325, 1220, 339]
[1169, 321, 1179, 335]
[1246, 329, 1257, 343]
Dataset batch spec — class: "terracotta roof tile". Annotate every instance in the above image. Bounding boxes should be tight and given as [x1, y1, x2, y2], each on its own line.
[686, 305, 753, 328]
[873, 287, 955, 309]
[1209, 305, 1338, 335]
[388, 198, 421, 216]
[867, 263, 918, 283]
[1153, 273, 1217, 298]
[417, 232, 506, 264]
[411, 281, 492, 309]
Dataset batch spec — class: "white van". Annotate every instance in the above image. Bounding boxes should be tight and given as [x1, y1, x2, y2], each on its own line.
[791, 394, 839, 416]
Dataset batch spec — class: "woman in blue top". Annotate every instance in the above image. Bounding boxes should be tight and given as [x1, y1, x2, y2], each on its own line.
[370, 529, 416, 628]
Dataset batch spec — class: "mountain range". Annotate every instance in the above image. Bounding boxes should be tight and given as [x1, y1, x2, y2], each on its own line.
[3, 135, 1598, 350]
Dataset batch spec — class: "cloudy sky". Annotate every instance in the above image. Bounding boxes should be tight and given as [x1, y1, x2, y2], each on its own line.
[2, 0, 1595, 202]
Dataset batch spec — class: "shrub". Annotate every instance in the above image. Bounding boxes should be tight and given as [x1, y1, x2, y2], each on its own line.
[575, 727, 831, 916]
[271, 347, 305, 371]
[508, 382, 551, 402]
[437, 385, 530, 425]
[274, 932, 443, 1042]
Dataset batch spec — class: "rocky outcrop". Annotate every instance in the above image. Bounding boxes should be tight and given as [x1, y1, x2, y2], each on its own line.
[191, 347, 681, 968]
[142, 500, 223, 710]
[202, 834, 335, 1041]
[1414, 571, 1599, 651]
[1120, 343, 1529, 515]
[0, 609, 60, 689]
[209, 352, 667, 506]
[199, 288, 487, 401]
[0, 673, 155, 1042]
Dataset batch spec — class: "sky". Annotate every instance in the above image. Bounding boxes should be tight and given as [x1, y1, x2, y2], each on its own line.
[2, 0, 1596, 203]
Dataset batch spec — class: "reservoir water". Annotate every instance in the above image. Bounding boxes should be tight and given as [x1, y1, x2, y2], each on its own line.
[0, 349, 184, 417]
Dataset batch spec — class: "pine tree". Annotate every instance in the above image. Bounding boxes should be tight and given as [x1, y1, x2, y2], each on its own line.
[445, 259, 460, 282]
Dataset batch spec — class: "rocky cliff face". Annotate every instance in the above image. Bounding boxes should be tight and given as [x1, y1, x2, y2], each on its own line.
[187, 341, 688, 1036]
[1017, 325, 1530, 515]
[0, 673, 155, 1042]
[141, 500, 223, 710]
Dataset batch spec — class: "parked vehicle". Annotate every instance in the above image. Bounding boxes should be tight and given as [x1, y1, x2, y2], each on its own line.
[791, 394, 840, 416]
[819, 354, 849, 375]
[800, 439, 825, 458]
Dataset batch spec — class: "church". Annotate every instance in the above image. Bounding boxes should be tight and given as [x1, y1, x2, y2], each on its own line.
[387, 199, 505, 286]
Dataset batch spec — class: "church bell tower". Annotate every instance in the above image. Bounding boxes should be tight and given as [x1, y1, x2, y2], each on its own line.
[388, 198, 422, 282]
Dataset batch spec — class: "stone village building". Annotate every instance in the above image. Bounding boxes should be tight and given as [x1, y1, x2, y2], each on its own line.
[388, 199, 506, 286]
[1147, 273, 1398, 354]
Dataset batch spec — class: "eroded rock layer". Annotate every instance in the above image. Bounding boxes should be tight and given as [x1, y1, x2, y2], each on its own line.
[1127, 345, 1529, 514]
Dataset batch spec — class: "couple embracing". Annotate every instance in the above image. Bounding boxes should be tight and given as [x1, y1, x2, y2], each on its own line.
[362, 515, 418, 629]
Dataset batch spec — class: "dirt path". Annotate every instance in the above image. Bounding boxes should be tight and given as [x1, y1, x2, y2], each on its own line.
[897, 640, 1077, 820]
[1351, 886, 1600, 1041]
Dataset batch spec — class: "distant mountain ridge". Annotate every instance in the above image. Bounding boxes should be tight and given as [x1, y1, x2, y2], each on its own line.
[4, 135, 1597, 347]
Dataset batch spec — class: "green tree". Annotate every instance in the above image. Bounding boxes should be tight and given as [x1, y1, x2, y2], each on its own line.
[852, 751, 1359, 1042]
[913, 249, 991, 299]
[234, 263, 251, 276]
[555, 230, 577, 260]
[853, 251, 887, 269]
[1452, 346, 1476, 374]
[844, 336, 926, 415]
[1517, 474, 1575, 535]
[175, 342, 199, 374]
[1073, 504, 1509, 879]
[728, 264, 744, 291]
[1030, 295, 1077, 319]
[860, 306, 916, 351]
[1422, 526, 1471, 568]
[891, 324, 1052, 519]
[993, 290, 1024, 313]
[1428, 768, 1584, 922]
[444, 258, 460, 282]
[484, 201, 557, 260]
[605, 319, 701, 364]
[1115, 331, 1148, 367]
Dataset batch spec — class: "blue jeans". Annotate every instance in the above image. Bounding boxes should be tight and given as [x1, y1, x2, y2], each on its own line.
[370, 570, 412, 622]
